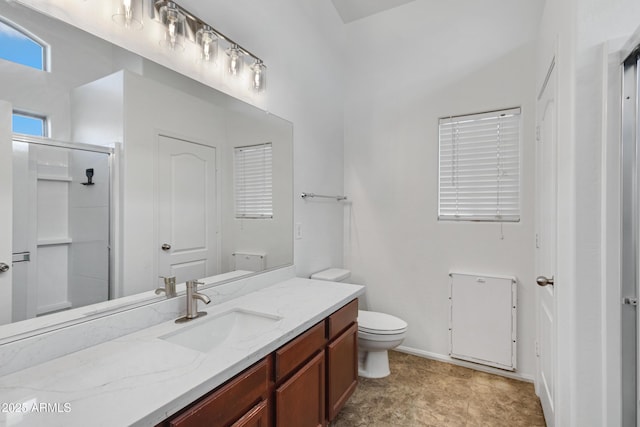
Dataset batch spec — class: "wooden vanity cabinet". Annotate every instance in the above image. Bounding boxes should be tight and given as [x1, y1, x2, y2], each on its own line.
[158, 299, 359, 427]
[326, 299, 358, 422]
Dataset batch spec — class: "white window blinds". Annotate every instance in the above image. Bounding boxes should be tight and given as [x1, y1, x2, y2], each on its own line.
[438, 108, 521, 222]
[234, 143, 273, 219]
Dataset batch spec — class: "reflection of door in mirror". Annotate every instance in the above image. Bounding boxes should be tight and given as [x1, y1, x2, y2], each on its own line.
[157, 135, 217, 284]
[10, 138, 111, 324]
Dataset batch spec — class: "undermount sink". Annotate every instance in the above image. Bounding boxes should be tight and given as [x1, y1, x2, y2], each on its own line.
[160, 308, 282, 353]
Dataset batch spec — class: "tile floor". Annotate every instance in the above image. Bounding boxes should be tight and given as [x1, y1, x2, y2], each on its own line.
[332, 351, 546, 427]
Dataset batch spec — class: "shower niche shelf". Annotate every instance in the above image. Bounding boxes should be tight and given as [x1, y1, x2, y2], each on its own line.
[37, 174, 72, 182]
[37, 238, 73, 246]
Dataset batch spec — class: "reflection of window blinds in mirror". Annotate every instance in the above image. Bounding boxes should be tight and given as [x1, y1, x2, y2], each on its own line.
[438, 108, 521, 222]
[234, 143, 273, 219]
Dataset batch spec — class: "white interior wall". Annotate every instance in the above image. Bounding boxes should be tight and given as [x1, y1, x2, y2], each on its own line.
[343, 0, 543, 379]
[222, 111, 293, 273]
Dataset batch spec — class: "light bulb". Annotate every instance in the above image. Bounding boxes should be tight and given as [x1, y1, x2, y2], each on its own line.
[226, 45, 244, 76]
[168, 19, 177, 47]
[112, 0, 142, 30]
[250, 60, 266, 92]
[197, 27, 218, 64]
[159, 2, 185, 51]
[123, 0, 132, 19]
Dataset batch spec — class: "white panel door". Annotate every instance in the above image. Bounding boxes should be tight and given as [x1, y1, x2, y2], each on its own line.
[157, 135, 217, 284]
[535, 61, 557, 427]
[0, 101, 12, 325]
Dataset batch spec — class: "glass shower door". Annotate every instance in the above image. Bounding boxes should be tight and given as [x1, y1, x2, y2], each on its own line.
[11, 137, 111, 322]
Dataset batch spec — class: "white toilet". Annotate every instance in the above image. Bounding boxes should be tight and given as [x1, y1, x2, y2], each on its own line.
[310, 268, 408, 379]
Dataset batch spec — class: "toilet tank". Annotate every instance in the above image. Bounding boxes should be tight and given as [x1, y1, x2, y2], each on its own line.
[310, 268, 351, 282]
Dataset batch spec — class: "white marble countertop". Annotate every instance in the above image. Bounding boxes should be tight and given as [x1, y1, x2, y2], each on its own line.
[0, 278, 364, 427]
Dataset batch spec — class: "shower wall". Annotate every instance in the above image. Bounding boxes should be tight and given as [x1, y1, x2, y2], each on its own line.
[12, 142, 109, 321]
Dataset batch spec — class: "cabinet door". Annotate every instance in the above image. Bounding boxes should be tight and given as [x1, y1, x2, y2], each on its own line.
[231, 401, 269, 427]
[327, 322, 358, 421]
[275, 350, 325, 427]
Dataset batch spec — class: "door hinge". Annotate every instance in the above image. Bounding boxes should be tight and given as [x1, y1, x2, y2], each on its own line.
[536, 125, 541, 142]
[623, 297, 638, 306]
[535, 341, 540, 357]
[535, 233, 540, 249]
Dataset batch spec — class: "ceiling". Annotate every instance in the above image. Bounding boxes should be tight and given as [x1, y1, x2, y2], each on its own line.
[331, 0, 417, 23]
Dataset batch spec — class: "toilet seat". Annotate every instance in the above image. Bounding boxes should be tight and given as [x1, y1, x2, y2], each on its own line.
[358, 310, 407, 335]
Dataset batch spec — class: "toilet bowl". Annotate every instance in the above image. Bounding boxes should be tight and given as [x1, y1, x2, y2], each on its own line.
[310, 268, 408, 378]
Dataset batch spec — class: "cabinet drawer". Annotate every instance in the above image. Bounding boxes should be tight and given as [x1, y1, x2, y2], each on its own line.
[168, 358, 269, 427]
[275, 321, 326, 383]
[328, 299, 358, 340]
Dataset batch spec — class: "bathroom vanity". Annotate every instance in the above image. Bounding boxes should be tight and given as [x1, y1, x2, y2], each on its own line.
[0, 273, 364, 426]
[159, 299, 358, 427]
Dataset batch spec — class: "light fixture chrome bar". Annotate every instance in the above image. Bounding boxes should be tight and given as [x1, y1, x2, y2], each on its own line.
[301, 192, 348, 201]
[150, 0, 264, 66]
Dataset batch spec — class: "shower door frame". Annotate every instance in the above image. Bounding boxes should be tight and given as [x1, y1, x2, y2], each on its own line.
[621, 43, 640, 427]
[12, 134, 115, 319]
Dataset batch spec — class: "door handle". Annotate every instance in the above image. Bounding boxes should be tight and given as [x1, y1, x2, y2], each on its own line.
[536, 275, 554, 287]
[0, 263, 9, 273]
[161, 243, 171, 251]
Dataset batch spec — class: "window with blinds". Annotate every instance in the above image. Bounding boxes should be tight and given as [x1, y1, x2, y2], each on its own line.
[438, 108, 521, 222]
[234, 143, 273, 219]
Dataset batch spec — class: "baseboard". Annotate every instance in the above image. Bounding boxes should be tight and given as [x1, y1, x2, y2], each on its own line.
[395, 345, 535, 383]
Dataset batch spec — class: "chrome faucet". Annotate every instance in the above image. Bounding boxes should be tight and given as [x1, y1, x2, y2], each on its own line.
[176, 280, 211, 323]
[155, 276, 177, 298]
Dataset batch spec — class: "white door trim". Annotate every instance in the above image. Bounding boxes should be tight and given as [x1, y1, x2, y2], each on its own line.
[0, 101, 13, 325]
[535, 55, 558, 427]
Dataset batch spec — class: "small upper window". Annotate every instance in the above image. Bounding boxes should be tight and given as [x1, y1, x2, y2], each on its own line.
[12, 112, 47, 137]
[0, 19, 46, 71]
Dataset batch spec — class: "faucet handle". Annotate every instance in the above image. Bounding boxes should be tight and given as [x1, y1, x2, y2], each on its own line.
[159, 275, 176, 285]
[157, 275, 177, 298]
[186, 280, 205, 287]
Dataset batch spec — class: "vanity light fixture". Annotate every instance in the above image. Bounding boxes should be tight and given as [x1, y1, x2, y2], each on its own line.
[150, 0, 267, 92]
[250, 59, 266, 92]
[196, 25, 218, 63]
[112, 0, 144, 30]
[158, 1, 185, 51]
[226, 44, 243, 77]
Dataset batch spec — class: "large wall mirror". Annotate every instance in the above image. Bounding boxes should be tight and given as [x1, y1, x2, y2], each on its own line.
[0, 1, 293, 339]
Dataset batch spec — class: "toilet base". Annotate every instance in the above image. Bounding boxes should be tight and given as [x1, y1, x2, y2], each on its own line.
[358, 349, 391, 378]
